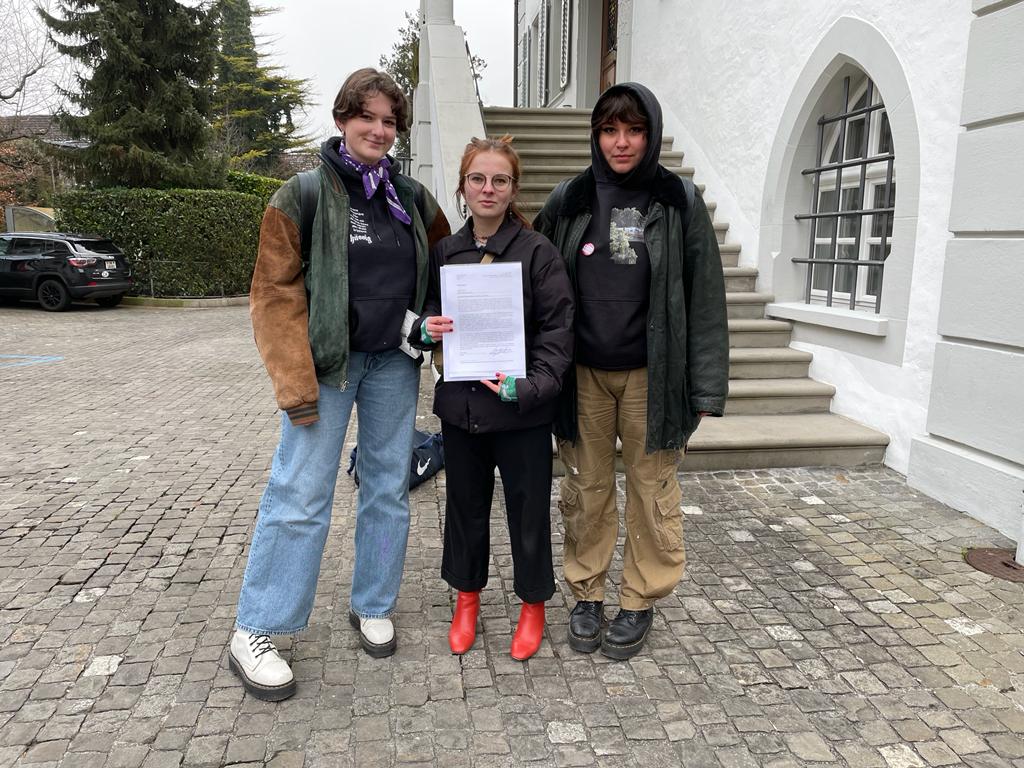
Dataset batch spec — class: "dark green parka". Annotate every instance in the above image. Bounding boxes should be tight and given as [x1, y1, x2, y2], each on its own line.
[533, 84, 729, 452]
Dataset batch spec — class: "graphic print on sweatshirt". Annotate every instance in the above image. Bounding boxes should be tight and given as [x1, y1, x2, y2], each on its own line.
[609, 207, 647, 265]
[349, 208, 374, 246]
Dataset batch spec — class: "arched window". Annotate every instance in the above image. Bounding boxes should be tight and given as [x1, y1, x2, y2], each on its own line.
[798, 74, 895, 312]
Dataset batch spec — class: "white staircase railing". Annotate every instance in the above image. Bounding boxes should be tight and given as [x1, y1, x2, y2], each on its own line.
[411, 0, 485, 227]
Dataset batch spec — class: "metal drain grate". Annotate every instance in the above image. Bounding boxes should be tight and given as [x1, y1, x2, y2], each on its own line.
[964, 548, 1024, 583]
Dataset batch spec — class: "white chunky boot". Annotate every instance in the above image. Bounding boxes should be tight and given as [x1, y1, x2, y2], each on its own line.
[228, 630, 296, 701]
[349, 612, 397, 658]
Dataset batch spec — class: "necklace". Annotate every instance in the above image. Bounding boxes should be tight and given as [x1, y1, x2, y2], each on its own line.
[472, 228, 491, 243]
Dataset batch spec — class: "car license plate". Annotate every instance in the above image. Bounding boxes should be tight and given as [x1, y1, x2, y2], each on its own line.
[105, 260, 116, 269]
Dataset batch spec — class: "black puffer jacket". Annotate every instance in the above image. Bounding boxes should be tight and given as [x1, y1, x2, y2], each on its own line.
[411, 217, 574, 433]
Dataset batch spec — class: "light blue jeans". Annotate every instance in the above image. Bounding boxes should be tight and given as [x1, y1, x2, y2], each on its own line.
[236, 349, 419, 634]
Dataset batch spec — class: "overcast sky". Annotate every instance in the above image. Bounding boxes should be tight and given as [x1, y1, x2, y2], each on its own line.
[253, 1, 515, 141]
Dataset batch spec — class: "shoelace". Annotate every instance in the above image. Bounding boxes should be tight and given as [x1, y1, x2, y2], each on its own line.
[248, 634, 276, 659]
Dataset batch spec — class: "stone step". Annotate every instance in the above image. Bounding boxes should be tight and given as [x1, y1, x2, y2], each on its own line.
[726, 378, 835, 414]
[500, 134, 592, 151]
[518, 188, 711, 216]
[729, 347, 812, 379]
[498, 133, 676, 153]
[517, 148, 686, 168]
[488, 119, 593, 135]
[519, 164, 695, 187]
[484, 112, 592, 138]
[553, 412, 889, 473]
[723, 266, 757, 293]
[714, 221, 729, 244]
[516, 166, 695, 198]
[681, 413, 889, 470]
[726, 292, 770, 319]
[719, 240, 738, 267]
[484, 107, 591, 121]
[728, 318, 792, 348]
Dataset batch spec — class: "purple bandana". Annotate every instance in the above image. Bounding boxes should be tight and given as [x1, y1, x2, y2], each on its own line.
[338, 143, 412, 226]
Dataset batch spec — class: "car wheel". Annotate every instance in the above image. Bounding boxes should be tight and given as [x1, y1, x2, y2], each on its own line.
[96, 294, 124, 308]
[37, 279, 71, 312]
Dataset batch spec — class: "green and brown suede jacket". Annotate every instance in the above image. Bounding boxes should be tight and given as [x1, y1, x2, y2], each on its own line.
[250, 157, 450, 425]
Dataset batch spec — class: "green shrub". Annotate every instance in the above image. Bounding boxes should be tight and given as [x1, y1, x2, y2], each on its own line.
[225, 170, 283, 201]
[54, 187, 266, 297]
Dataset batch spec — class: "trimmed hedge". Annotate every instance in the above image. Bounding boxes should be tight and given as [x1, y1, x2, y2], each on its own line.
[225, 170, 284, 201]
[55, 187, 266, 297]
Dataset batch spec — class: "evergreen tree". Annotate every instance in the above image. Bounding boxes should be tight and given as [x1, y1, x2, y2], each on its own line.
[213, 0, 309, 175]
[379, 11, 420, 102]
[40, 0, 224, 189]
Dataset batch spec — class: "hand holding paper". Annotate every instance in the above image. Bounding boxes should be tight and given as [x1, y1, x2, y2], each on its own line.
[424, 315, 454, 342]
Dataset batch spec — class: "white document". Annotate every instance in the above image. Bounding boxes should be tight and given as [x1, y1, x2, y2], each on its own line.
[440, 262, 526, 381]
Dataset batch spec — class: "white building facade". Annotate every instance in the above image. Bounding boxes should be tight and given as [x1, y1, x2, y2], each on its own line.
[507, 0, 1023, 545]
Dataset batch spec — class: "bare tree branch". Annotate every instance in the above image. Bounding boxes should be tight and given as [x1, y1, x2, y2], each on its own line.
[0, 0, 70, 142]
[0, 61, 47, 103]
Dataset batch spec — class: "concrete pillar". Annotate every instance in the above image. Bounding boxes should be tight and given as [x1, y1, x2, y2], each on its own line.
[421, 0, 454, 25]
[411, 0, 486, 224]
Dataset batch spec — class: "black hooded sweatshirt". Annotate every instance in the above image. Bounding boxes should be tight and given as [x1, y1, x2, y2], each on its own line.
[320, 138, 416, 353]
[576, 83, 665, 370]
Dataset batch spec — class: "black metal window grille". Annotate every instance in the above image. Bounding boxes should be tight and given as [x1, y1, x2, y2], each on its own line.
[605, 0, 618, 55]
[517, 31, 529, 107]
[559, 0, 572, 90]
[794, 76, 895, 313]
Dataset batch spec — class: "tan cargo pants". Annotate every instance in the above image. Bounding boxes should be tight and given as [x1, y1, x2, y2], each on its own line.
[557, 365, 686, 611]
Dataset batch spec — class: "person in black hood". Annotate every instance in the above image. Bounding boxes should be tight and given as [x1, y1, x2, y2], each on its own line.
[534, 83, 729, 660]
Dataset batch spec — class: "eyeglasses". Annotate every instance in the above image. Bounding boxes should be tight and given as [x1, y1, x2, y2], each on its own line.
[464, 172, 516, 191]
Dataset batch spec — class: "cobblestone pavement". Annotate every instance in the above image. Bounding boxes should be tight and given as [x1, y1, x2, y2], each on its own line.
[1, 303, 1022, 768]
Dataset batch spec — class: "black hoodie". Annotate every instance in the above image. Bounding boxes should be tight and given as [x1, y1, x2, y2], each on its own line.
[320, 137, 416, 353]
[576, 82, 665, 370]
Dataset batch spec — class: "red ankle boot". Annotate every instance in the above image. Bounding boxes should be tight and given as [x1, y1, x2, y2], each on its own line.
[449, 591, 480, 654]
[510, 601, 545, 661]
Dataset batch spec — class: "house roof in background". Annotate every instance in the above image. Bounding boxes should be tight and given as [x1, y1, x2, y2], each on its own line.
[0, 115, 71, 143]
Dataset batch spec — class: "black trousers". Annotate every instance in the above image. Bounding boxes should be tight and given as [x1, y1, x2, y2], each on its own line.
[440, 421, 556, 603]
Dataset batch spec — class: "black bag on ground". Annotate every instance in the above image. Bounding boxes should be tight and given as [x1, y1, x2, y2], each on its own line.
[347, 429, 444, 490]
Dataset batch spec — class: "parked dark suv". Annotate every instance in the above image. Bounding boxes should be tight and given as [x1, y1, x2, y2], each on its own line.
[0, 233, 132, 311]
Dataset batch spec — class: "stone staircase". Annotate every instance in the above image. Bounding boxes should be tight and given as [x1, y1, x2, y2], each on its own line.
[484, 107, 889, 471]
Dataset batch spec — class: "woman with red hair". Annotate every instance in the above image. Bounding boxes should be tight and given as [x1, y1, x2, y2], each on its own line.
[411, 137, 573, 660]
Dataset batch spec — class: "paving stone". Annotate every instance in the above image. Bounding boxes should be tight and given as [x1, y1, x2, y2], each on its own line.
[223, 736, 267, 764]
[105, 745, 150, 768]
[939, 727, 991, 756]
[265, 753, 305, 768]
[916, 740, 963, 766]
[878, 744, 927, 767]
[141, 751, 184, 768]
[784, 732, 837, 762]
[989, 734, 1024, 760]
[836, 742, 885, 767]
[21, 740, 70, 763]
